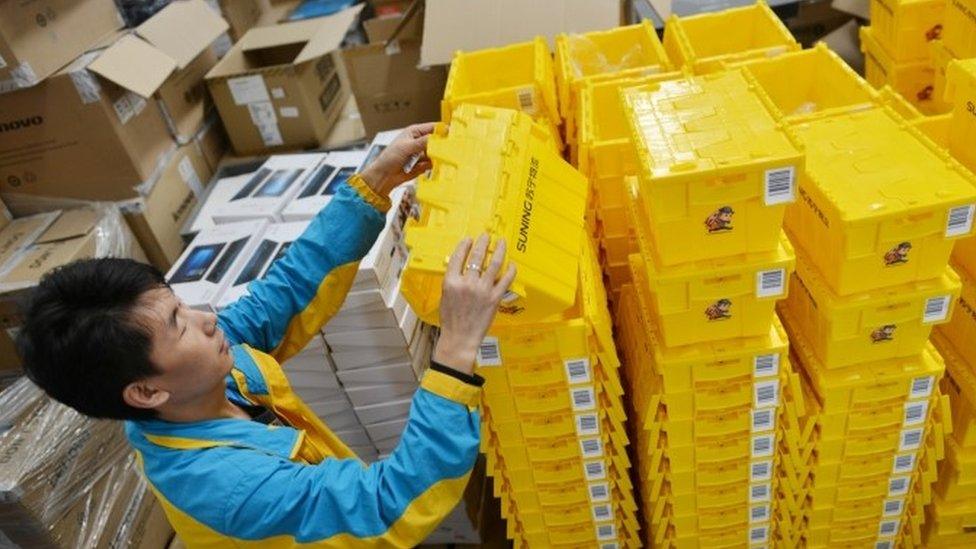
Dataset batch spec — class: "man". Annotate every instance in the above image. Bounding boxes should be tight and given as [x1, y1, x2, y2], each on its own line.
[18, 124, 516, 547]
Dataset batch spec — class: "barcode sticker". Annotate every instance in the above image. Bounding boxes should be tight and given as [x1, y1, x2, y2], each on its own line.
[945, 204, 975, 237]
[893, 453, 916, 475]
[754, 354, 780, 378]
[589, 482, 610, 502]
[904, 400, 929, 426]
[752, 409, 776, 432]
[596, 523, 616, 540]
[570, 387, 596, 411]
[882, 499, 904, 517]
[763, 167, 796, 206]
[922, 295, 951, 323]
[910, 376, 934, 399]
[749, 525, 770, 544]
[517, 88, 535, 112]
[476, 337, 502, 366]
[752, 434, 774, 458]
[888, 476, 910, 497]
[879, 519, 900, 537]
[576, 413, 600, 437]
[749, 482, 771, 503]
[581, 438, 604, 458]
[601, 544, 619, 549]
[754, 380, 780, 409]
[565, 357, 591, 384]
[756, 268, 786, 298]
[750, 503, 770, 524]
[584, 460, 607, 481]
[900, 428, 924, 451]
[751, 460, 773, 482]
[876, 541, 893, 549]
[592, 503, 613, 522]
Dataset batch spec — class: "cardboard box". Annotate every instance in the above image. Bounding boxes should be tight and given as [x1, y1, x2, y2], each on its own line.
[343, 8, 447, 137]
[181, 174, 251, 243]
[353, 398, 412, 425]
[206, 0, 270, 42]
[280, 150, 366, 222]
[205, 5, 362, 155]
[194, 114, 230, 173]
[322, 95, 367, 148]
[215, 219, 311, 309]
[211, 153, 326, 224]
[166, 219, 268, 311]
[88, 1, 229, 144]
[0, 39, 176, 201]
[0, 0, 123, 92]
[123, 142, 215, 271]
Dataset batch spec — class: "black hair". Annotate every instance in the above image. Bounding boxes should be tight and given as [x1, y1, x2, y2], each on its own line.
[718, 206, 734, 214]
[18, 258, 166, 420]
[898, 242, 912, 249]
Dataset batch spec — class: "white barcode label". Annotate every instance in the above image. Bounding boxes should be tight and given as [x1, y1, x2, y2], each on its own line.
[751, 460, 773, 482]
[517, 88, 535, 112]
[946, 204, 975, 237]
[752, 409, 776, 432]
[754, 354, 780, 378]
[904, 400, 929, 426]
[581, 438, 604, 458]
[576, 413, 600, 437]
[596, 523, 616, 540]
[888, 476, 910, 497]
[900, 428, 924, 451]
[601, 544, 619, 549]
[882, 498, 904, 517]
[749, 482, 772, 503]
[756, 268, 786, 298]
[764, 167, 796, 206]
[910, 376, 934, 399]
[750, 503, 770, 524]
[570, 387, 596, 411]
[752, 434, 775, 458]
[879, 519, 900, 537]
[754, 380, 780, 409]
[876, 541, 893, 549]
[592, 503, 613, 522]
[565, 357, 591, 384]
[584, 460, 607, 481]
[749, 525, 770, 544]
[589, 482, 610, 502]
[893, 453, 917, 475]
[922, 295, 951, 323]
[476, 337, 501, 366]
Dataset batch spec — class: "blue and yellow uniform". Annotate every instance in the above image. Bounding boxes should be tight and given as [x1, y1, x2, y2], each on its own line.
[125, 177, 482, 547]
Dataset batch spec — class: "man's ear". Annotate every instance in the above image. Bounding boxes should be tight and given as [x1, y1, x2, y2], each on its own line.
[123, 380, 170, 411]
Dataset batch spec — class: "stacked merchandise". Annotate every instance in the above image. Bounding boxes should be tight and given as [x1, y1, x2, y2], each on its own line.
[614, 65, 803, 547]
[402, 104, 639, 547]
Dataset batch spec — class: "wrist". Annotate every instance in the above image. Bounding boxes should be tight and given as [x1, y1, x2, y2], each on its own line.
[432, 337, 477, 375]
[359, 165, 389, 196]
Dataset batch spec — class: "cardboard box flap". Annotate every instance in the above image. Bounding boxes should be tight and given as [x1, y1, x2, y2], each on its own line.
[0, 212, 61, 269]
[240, 4, 362, 62]
[35, 209, 100, 244]
[294, 4, 363, 65]
[137, 0, 230, 70]
[240, 18, 322, 52]
[87, 35, 178, 98]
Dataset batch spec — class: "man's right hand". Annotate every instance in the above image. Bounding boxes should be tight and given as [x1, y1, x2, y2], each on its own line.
[432, 234, 517, 375]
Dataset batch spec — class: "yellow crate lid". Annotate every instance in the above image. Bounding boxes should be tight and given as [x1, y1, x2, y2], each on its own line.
[791, 107, 976, 222]
[402, 104, 588, 325]
[911, 112, 951, 147]
[622, 70, 802, 183]
[931, 330, 976, 413]
[945, 58, 976, 103]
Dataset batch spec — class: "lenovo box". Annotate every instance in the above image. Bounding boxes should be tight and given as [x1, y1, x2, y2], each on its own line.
[280, 150, 366, 222]
[166, 219, 268, 311]
[205, 5, 361, 155]
[0, 0, 123, 92]
[211, 153, 325, 223]
[215, 219, 310, 309]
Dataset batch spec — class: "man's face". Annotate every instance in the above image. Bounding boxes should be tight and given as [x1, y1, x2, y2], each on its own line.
[137, 287, 234, 408]
[719, 211, 732, 223]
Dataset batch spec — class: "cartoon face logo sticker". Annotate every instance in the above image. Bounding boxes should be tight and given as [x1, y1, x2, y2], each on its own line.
[918, 85, 935, 102]
[871, 324, 896, 343]
[884, 242, 912, 266]
[705, 206, 735, 233]
[926, 24, 943, 41]
[705, 299, 732, 321]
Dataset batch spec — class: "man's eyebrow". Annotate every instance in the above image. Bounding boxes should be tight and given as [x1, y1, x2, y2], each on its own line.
[170, 304, 179, 330]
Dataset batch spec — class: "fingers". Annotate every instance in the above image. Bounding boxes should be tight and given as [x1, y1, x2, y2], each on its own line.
[446, 237, 472, 277]
[484, 238, 507, 280]
[409, 122, 436, 137]
[400, 133, 430, 157]
[464, 234, 490, 277]
[492, 264, 518, 300]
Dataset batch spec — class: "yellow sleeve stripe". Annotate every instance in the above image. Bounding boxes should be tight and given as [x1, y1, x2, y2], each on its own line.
[144, 434, 231, 450]
[347, 173, 392, 213]
[420, 369, 482, 408]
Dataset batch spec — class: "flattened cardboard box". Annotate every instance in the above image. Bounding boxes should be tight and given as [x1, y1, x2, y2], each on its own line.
[0, 0, 123, 92]
[206, 5, 362, 155]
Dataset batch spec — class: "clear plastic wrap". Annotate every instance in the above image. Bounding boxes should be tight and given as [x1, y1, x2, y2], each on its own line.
[564, 34, 651, 78]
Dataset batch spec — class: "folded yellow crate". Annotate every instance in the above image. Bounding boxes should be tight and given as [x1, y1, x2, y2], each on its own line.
[869, 0, 945, 62]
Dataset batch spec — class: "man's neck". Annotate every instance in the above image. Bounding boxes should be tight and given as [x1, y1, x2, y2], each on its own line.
[155, 389, 251, 423]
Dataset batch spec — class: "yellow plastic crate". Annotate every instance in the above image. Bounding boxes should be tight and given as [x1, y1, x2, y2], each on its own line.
[931, 39, 958, 108]
[946, 58, 976, 176]
[933, 331, 976, 447]
[782, 246, 961, 368]
[954, 235, 976, 282]
[402, 104, 587, 325]
[879, 85, 925, 121]
[441, 37, 559, 126]
[943, 0, 976, 58]
[785, 107, 976, 296]
[741, 44, 879, 123]
[554, 21, 672, 120]
[912, 112, 952, 147]
[861, 25, 951, 115]
[938, 263, 976, 369]
[869, 0, 945, 61]
[621, 70, 803, 266]
[662, 1, 799, 75]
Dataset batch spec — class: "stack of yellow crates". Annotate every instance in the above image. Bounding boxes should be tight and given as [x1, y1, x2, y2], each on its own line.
[613, 66, 806, 547]
[773, 100, 976, 546]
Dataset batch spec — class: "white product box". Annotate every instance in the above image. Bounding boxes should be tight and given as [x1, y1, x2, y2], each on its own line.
[182, 174, 249, 241]
[365, 417, 407, 442]
[284, 366, 341, 392]
[329, 322, 432, 372]
[321, 409, 364, 431]
[167, 220, 268, 311]
[214, 220, 312, 310]
[351, 445, 380, 463]
[324, 306, 418, 352]
[345, 382, 417, 408]
[373, 435, 403, 454]
[335, 426, 373, 447]
[324, 283, 411, 334]
[350, 184, 414, 294]
[212, 153, 326, 224]
[335, 361, 420, 387]
[357, 129, 401, 172]
[353, 398, 412, 426]
[280, 151, 367, 222]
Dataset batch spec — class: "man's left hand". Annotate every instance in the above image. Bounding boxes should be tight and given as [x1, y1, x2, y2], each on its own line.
[360, 123, 435, 196]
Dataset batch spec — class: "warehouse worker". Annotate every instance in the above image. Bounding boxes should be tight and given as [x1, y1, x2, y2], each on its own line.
[17, 124, 517, 548]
